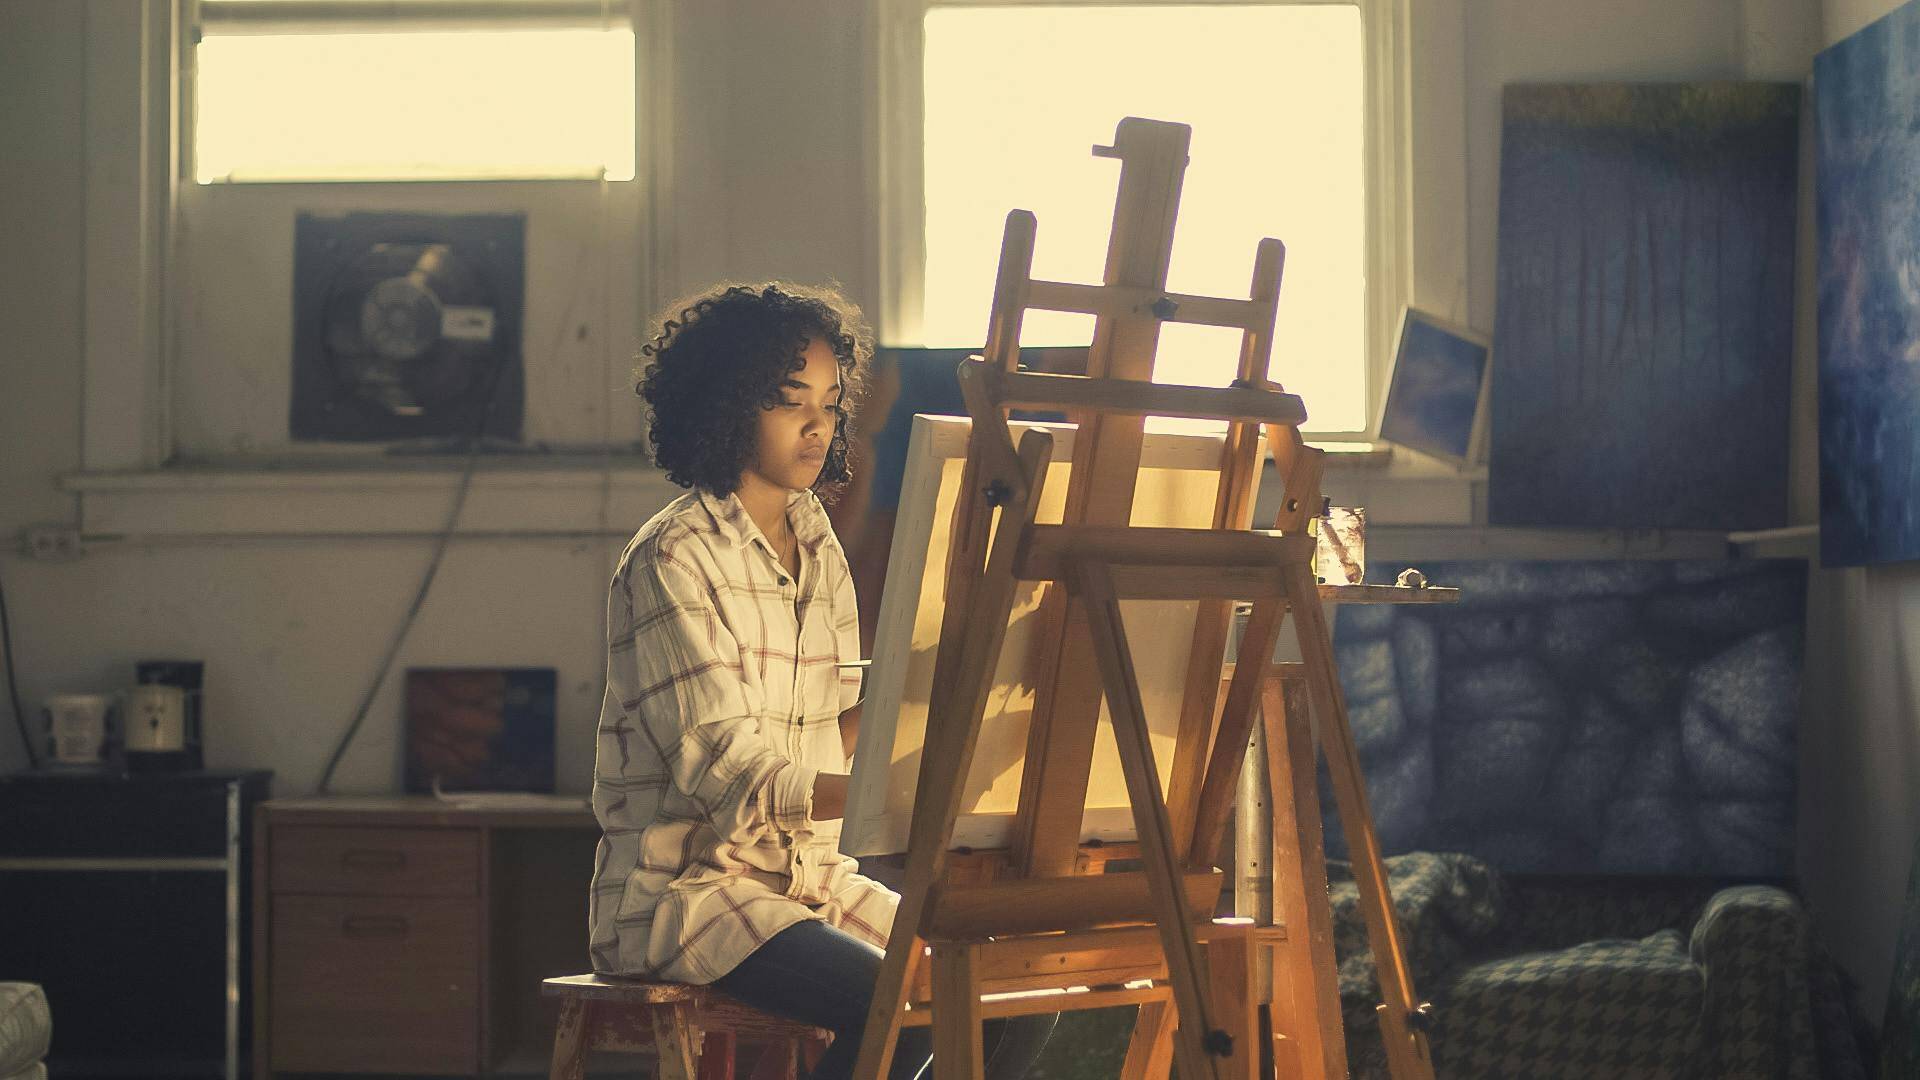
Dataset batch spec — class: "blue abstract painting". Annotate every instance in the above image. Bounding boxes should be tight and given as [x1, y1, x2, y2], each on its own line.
[1815, 3, 1920, 567]
[1325, 558, 1807, 877]
[1490, 84, 1800, 530]
[1380, 309, 1489, 465]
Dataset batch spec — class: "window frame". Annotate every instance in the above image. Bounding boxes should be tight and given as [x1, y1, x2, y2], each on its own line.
[870, 0, 1411, 439]
[66, 0, 678, 536]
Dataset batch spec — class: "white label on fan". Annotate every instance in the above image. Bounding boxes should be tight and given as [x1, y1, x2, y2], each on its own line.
[442, 306, 496, 342]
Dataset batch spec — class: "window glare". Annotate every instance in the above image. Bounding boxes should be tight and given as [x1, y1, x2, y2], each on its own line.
[922, 5, 1366, 431]
[195, 29, 635, 182]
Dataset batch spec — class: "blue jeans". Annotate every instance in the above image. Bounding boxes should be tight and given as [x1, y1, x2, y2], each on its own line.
[713, 919, 1057, 1080]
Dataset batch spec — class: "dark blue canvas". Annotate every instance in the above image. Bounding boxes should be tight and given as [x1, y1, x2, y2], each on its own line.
[1490, 84, 1799, 530]
[1380, 311, 1487, 464]
[1324, 558, 1806, 876]
[1814, 2, 1920, 567]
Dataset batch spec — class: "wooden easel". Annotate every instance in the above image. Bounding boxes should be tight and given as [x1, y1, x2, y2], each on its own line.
[850, 118, 1441, 1080]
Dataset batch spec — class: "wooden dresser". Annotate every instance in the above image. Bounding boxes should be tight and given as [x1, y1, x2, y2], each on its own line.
[252, 796, 600, 1077]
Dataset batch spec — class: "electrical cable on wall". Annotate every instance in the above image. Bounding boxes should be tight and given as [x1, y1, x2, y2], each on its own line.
[2, 572, 41, 771]
[312, 231, 605, 795]
[311, 355, 506, 795]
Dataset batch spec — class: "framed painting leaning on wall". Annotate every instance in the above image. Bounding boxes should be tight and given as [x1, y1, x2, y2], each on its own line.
[1378, 307, 1491, 468]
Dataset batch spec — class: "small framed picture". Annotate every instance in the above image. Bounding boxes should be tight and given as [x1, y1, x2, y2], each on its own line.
[1378, 308, 1492, 468]
[404, 666, 557, 794]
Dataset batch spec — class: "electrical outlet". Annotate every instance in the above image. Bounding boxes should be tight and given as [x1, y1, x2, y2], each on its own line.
[21, 523, 84, 561]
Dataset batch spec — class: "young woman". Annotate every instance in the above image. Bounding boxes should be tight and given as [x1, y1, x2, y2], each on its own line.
[590, 282, 1054, 1080]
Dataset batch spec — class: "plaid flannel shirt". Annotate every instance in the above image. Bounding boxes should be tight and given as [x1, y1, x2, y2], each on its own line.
[588, 487, 897, 983]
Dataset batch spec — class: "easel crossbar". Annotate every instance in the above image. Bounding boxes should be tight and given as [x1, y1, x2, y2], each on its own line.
[977, 364, 1307, 426]
[925, 869, 1223, 940]
[1015, 526, 1313, 580]
[1024, 280, 1274, 331]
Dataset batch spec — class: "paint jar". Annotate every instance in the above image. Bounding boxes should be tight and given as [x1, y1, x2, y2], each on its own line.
[1315, 505, 1366, 587]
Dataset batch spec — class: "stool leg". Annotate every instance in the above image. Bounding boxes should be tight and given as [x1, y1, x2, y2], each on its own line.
[550, 997, 591, 1080]
[652, 1003, 702, 1080]
[699, 1032, 738, 1080]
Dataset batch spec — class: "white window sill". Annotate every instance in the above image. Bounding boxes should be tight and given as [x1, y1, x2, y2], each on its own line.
[58, 456, 1790, 563]
[58, 441, 1439, 540]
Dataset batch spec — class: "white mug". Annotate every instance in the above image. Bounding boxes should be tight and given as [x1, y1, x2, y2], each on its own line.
[122, 683, 188, 753]
[42, 693, 113, 766]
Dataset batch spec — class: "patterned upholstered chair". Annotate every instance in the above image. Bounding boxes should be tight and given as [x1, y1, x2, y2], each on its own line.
[1330, 855, 1867, 1080]
[0, 983, 50, 1080]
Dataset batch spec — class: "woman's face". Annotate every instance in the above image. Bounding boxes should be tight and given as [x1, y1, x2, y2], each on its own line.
[746, 336, 844, 492]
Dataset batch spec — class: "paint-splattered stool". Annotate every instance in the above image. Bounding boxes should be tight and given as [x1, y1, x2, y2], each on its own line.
[543, 974, 831, 1080]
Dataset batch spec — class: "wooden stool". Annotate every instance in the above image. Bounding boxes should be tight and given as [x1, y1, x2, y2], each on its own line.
[543, 974, 832, 1080]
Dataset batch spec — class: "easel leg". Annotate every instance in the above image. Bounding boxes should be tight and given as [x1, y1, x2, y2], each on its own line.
[1120, 1003, 1176, 1080]
[1281, 564, 1433, 1080]
[1074, 562, 1229, 1080]
[930, 944, 985, 1080]
[1265, 673, 1346, 1080]
[1187, 598, 1290, 868]
[1205, 932, 1259, 1080]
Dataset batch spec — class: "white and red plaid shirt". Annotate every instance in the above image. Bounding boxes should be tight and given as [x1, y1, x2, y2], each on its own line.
[588, 487, 897, 983]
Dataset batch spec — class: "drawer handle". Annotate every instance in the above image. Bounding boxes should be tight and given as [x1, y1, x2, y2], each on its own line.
[341, 915, 409, 938]
[340, 849, 407, 871]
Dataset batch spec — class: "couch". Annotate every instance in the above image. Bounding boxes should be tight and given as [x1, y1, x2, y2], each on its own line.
[1332, 853, 1870, 1080]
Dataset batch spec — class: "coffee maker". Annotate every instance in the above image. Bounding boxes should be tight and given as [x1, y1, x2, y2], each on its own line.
[126, 660, 204, 772]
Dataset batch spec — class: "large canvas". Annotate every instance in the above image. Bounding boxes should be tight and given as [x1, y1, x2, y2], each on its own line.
[1322, 559, 1806, 877]
[840, 415, 1237, 857]
[1490, 83, 1800, 530]
[1815, 3, 1920, 567]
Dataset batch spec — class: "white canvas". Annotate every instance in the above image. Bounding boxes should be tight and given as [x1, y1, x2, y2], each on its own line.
[839, 414, 1247, 857]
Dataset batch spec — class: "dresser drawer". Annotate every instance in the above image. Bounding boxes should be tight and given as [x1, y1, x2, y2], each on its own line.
[269, 894, 480, 1073]
[271, 825, 479, 896]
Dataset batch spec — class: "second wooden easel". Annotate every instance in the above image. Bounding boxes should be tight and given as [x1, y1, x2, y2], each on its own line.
[850, 118, 1444, 1080]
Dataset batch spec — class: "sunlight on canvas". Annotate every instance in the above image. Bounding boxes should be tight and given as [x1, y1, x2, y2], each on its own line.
[922, 5, 1366, 432]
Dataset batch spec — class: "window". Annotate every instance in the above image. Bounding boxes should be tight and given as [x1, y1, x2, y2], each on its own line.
[895, 1, 1391, 435]
[192, 1, 635, 183]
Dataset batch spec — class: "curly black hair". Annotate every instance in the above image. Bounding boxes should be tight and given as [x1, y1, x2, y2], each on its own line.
[635, 281, 873, 498]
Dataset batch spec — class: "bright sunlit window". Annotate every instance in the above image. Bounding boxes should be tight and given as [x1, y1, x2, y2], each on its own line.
[195, 24, 634, 183]
[921, 4, 1367, 431]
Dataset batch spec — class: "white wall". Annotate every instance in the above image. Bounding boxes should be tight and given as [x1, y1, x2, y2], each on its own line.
[1, 2, 89, 770]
